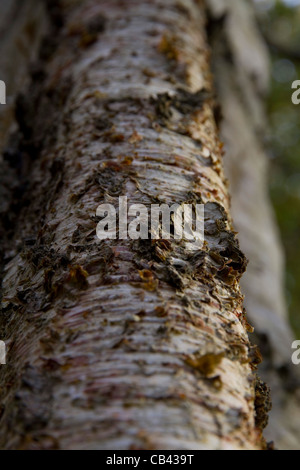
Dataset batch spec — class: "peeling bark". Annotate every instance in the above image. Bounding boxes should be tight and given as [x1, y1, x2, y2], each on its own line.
[0, 0, 268, 450]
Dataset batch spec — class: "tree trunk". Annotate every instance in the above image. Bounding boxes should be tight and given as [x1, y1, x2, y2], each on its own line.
[208, 0, 300, 450]
[0, 0, 48, 155]
[0, 0, 270, 450]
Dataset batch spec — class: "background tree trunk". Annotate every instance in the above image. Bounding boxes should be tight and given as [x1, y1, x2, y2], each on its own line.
[0, 0, 48, 155]
[208, 0, 300, 450]
[0, 0, 275, 450]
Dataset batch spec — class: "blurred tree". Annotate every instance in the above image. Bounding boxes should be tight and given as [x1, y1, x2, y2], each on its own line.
[208, 0, 300, 450]
[256, 0, 300, 337]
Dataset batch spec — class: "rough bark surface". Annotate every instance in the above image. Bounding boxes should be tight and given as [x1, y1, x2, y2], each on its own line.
[208, 0, 300, 450]
[0, 0, 268, 450]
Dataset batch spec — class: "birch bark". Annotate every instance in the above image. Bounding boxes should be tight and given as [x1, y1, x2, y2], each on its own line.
[0, 0, 268, 450]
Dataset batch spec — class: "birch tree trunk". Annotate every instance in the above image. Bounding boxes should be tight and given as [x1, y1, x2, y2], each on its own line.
[208, 0, 300, 450]
[0, 0, 270, 450]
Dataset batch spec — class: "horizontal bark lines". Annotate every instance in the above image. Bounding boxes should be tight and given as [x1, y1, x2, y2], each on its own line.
[0, 0, 267, 450]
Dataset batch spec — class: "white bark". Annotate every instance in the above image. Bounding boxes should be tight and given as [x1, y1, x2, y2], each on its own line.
[0, 0, 272, 450]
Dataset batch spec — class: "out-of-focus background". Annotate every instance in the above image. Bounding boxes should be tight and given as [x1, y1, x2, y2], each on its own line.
[254, 0, 300, 337]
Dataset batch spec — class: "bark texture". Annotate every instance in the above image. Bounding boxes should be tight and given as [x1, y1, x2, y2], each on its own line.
[208, 0, 300, 450]
[0, 0, 269, 450]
